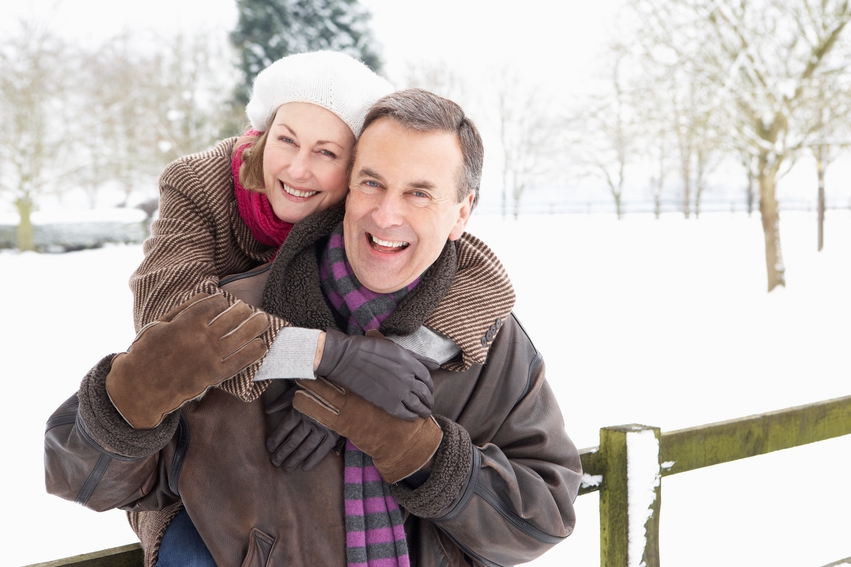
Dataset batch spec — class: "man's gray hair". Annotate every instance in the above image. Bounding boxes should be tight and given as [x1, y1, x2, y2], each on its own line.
[359, 88, 483, 208]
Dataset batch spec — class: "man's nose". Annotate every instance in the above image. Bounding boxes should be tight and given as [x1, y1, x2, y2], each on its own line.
[372, 193, 404, 227]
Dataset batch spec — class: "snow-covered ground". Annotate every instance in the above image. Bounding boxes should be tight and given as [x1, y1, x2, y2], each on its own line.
[2, 210, 849, 566]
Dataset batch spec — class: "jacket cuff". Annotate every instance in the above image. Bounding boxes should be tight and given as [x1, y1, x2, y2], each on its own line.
[390, 414, 473, 518]
[77, 354, 179, 458]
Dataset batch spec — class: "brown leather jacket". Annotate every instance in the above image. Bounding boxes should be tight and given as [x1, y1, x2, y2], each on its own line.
[44, 208, 582, 567]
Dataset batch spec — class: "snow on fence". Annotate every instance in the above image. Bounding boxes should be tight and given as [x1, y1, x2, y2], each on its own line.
[24, 395, 851, 567]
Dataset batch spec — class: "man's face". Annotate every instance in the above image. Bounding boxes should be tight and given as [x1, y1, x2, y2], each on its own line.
[344, 117, 474, 294]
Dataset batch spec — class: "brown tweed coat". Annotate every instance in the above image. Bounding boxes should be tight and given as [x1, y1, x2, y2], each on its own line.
[129, 137, 288, 402]
[126, 137, 289, 560]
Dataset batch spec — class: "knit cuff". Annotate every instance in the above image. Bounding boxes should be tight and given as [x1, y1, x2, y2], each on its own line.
[254, 327, 321, 381]
[77, 354, 180, 458]
[390, 415, 473, 518]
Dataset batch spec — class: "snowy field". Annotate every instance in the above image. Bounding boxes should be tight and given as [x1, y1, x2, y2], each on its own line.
[2, 210, 849, 566]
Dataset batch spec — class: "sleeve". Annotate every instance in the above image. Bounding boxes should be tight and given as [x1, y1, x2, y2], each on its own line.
[391, 315, 582, 566]
[253, 327, 322, 381]
[44, 355, 184, 514]
[128, 155, 288, 384]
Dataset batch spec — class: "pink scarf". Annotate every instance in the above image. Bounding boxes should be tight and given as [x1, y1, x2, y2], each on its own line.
[232, 129, 294, 248]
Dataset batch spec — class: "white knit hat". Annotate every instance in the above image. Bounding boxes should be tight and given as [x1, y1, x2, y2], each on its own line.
[245, 50, 394, 136]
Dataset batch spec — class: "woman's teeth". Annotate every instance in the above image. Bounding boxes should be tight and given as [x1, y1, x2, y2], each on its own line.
[283, 183, 317, 198]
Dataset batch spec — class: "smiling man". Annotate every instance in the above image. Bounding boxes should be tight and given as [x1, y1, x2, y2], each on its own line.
[343, 114, 473, 294]
[45, 88, 582, 567]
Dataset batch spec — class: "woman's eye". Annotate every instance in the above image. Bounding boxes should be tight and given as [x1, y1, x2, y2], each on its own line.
[320, 149, 337, 158]
[278, 136, 295, 145]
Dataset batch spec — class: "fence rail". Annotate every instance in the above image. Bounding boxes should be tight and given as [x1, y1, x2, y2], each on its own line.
[579, 394, 851, 567]
[26, 395, 851, 567]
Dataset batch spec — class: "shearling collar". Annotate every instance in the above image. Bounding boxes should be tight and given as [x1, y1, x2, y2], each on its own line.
[261, 205, 515, 371]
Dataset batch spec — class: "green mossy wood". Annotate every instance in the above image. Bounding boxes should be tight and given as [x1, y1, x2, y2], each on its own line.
[23, 543, 142, 567]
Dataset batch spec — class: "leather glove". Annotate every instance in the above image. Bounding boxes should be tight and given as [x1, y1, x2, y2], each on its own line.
[106, 292, 270, 429]
[317, 328, 438, 421]
[293, 377, 443, 484]
[265, 382, 340, 471]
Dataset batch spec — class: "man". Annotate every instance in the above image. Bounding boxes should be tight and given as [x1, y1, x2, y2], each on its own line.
[45, 88, 582, 567]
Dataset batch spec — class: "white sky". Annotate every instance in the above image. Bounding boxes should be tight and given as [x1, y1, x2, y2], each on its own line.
[0, 0, 618, 94]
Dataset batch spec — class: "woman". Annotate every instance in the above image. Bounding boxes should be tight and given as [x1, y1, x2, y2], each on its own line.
[129, 50, 392, 566]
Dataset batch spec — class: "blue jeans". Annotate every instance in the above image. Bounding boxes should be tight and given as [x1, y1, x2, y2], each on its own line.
[155, 508, 217, 567]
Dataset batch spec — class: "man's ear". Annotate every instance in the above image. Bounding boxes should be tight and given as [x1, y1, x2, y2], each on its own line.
[449, 192, 475, 241]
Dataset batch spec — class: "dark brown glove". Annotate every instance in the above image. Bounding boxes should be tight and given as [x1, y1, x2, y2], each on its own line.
[106, 292, 270, 429]
[292, 377, 443, 484]
[265, 381, 341, 471]
[317, 328, 438, 421]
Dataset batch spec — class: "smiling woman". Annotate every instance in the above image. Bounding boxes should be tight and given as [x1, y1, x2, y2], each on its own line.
[261, 102, 354, 223]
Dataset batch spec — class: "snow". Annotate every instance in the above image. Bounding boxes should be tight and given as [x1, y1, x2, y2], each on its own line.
[3, 209, 851, 566]
[626, 428, 661, 567]
[0, 207, 148, 226]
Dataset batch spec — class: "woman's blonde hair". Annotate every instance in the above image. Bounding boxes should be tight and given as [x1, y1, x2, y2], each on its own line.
[233, 126, 272, 194]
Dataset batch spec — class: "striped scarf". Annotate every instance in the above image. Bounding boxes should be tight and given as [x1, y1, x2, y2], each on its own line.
[320, 223, 419, 335]
[320, 222, 415, 567]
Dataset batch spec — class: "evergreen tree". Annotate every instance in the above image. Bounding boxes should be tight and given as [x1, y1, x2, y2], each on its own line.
[230, 0, 383, 106]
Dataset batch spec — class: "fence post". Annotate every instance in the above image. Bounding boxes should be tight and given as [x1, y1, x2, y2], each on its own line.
[599, 425, 662, 567]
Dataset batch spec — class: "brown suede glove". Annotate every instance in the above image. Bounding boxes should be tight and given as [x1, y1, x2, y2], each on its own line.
[292, 377, 443, 484]
[106, 292, 270, 429]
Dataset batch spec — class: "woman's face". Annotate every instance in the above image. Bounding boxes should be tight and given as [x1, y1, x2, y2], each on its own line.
[262, 102, 355, 223]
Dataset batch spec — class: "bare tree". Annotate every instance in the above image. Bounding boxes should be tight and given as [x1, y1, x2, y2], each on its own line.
[77, 34, 165, 208]
[76, 30, 240, 209]
[646, 124, 672, 219]
[0, 22, 81, 250]
[811, 139, 850, 251]
[808, 73, 851, 251]
[569, 50, 638, 219]
[489, 68, 562, 220]
[627, 0, 851, 291]
[146, 31, 242, 162]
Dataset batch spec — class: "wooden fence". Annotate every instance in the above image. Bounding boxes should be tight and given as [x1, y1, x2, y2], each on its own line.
[26, 395, 851, 567]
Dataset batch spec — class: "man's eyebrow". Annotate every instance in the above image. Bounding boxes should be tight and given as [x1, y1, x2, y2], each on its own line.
[409, 180, 436, 190]
[356, 167, 436, 191]
[356, 166, 385, 181]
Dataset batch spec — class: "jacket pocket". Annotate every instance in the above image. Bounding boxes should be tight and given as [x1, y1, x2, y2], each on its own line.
[240, 528, 276, 567]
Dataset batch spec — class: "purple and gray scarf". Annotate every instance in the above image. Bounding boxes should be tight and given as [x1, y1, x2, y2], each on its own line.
[319, 222, 417, 567]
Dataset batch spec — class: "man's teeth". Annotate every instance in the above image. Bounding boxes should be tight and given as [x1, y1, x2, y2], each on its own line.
[283, 183, 317, 198]
[372, 236, 408, 248]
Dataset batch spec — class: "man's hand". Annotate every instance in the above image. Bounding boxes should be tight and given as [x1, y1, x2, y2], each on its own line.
[293, 377, 443, 484]
[265, 383, 340, 471]
[106, 292, 270, 429]
[316, 328, 438, 421]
